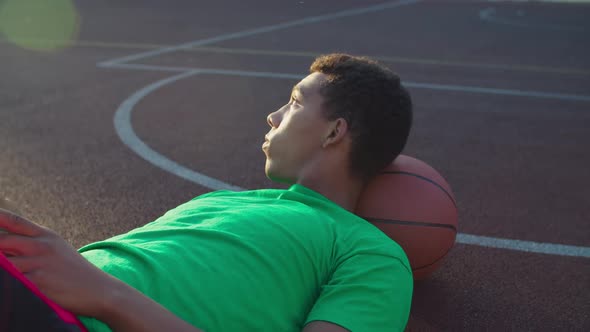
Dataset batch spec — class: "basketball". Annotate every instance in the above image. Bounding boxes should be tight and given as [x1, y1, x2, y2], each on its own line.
[355, 155, 458, 280]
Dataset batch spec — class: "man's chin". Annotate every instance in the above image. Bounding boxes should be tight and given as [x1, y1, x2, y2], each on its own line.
[265, 168, 295, 185]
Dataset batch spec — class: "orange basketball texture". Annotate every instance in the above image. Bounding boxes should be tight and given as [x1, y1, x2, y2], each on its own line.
[355, 155, 458, 280]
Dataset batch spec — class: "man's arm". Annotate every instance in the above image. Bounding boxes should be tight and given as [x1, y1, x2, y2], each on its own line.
[0, 209, 203, 332]
[95, 275, 203, 332]
[302, 247, 413, 332]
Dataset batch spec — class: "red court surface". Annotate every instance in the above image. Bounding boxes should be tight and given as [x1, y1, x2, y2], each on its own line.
[1, 0, 589, 330]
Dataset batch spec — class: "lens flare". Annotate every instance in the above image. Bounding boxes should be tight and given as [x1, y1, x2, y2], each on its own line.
[0, 0, 80, 52]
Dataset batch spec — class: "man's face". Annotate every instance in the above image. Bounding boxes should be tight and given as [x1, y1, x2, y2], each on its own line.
[262, 72, 332, 184]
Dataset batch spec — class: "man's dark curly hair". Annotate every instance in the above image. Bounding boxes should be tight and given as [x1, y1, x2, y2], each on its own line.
[310, 53, 413, 181]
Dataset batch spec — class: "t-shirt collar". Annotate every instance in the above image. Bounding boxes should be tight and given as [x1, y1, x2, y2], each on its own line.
[288, 184, 330, 202]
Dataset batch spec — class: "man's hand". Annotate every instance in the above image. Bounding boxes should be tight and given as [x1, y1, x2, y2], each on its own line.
[0, 208, 203, 332]
[0, 208, 118, 317]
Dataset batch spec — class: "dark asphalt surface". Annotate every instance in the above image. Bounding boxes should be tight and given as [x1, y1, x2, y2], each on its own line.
[1, 0, 589, 330]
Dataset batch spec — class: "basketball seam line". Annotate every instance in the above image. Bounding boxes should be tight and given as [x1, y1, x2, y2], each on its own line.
[381, 170, 458, 208]
[366, 217, 458, 232]
[413, 245, 455, 271]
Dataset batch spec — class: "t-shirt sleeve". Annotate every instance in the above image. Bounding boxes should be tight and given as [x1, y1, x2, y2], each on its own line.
[77, 316, 112, 332]
[303, 251, 413, 332]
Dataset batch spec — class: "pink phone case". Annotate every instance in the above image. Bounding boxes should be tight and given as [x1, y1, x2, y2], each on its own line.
[0, 252, 88, 332]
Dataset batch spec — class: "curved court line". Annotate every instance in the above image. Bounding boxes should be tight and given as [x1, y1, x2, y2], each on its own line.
[104, 0, 590, 258]
[113, 70, 245, 192]
[114, 70, 590, 258]
[480, 7, 586, 32]
[98, 0, 422, 67]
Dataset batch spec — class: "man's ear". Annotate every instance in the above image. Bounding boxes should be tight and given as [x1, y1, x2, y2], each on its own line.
[322, 118, 349, 148]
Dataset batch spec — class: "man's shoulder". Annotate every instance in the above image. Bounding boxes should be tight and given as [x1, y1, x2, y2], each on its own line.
[332, 214, 412, 271]
[191, 188, 286, 200]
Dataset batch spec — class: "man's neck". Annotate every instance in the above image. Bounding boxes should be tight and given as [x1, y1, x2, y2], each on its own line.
[297, 174, 365, 212]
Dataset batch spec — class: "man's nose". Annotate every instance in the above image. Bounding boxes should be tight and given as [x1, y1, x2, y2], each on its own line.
[267, 110, 281, 128]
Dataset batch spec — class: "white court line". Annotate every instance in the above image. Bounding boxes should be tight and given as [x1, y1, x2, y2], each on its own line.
[112, 63, 590, 102]
[403, 81, 590, 102]
[109, 63, 194, 73]
[6, 37, 587, 75]
[102, 1, 589, 258]
[98, 0, 421, 67]
[457, 234, 590, 258]
[113, 69, 590, 258]
[479, 7, 586, 31]
[114, 70, 245, 192]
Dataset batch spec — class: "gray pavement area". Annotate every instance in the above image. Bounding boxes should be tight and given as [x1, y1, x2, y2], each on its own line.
[1, 0, 589, 330]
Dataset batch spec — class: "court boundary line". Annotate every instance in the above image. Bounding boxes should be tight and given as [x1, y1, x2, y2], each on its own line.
[3, 38, 588, 75]
[479, 7, 586, 32]
[97, 0, 421, 67]
[188, 46, 590, 76]
[112, 64, 590, 102]
[112, 71, 590, 258]
[457, 234, 589, 258]
[98, 0, 589, 258]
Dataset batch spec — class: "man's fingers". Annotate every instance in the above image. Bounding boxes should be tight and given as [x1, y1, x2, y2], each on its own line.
[23, 270, 42, 288]
[6, 255, 39, 273]
[0, 209, 43, 237]
[0, 233, 50, 255]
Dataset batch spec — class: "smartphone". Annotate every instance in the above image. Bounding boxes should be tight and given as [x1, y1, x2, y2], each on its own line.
[0, 253, 88, 332]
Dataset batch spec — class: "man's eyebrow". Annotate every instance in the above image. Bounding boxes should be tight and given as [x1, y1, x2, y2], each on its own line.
[291, 85, 304, 98]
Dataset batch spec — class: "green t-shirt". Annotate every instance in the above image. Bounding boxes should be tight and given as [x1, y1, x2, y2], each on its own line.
[78, 184, 412, 332]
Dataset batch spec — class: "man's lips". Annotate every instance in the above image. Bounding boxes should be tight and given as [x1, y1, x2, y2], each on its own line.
[262, 136, 270, 149]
